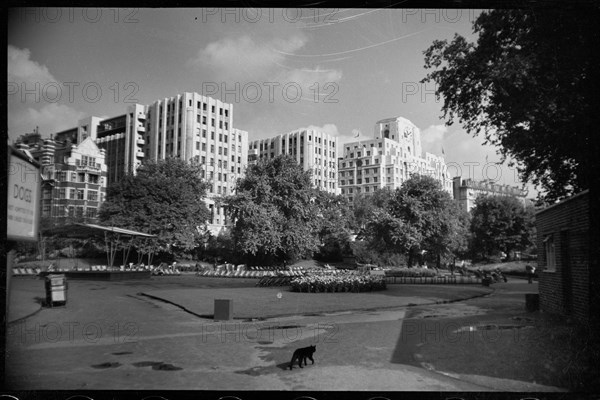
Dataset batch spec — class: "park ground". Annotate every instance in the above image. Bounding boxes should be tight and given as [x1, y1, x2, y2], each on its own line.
[5, 271, 598, 392]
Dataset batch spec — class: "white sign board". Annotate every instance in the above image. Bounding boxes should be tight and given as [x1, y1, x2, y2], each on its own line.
[7, 150, 40, 241]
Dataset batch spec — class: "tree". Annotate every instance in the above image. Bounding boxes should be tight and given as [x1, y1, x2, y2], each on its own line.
[422, 8, 599, 202]
[351, 188, 393, 237]
[312, 191, 353, 262]
[470, 196, 534, 261]
[98, 157, 210, 259]
[363, 175, 462, 267]
[225, 155, 320, 264]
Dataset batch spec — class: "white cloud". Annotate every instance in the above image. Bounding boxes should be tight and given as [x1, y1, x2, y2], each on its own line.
[7, 45, 56, 86]
[191, 34, 308, 81]
[191, 34, 343, 102]
[9, 103, 87, 140]
[297, 123, 340, 137]
[420, 124, 448, 154]
[7, 46, 86, 141]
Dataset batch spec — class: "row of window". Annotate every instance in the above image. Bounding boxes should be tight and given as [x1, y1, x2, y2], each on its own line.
[44, 188, 102, 201]
[341, 186, 381, 195]
[51, 171, 102, 185]
[42, 205, 97, 219]
[339, 167, 408, 177]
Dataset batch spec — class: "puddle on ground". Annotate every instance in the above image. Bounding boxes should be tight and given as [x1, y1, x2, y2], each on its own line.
[91, 362, 121, 369]
[131, 361, 183, 371]
[453, 324, 534, 333]
[259, 325, 303, 330]
[132, 361, 163, 367]
[112, 351, 133, 355]
[152, 363, 183, 371]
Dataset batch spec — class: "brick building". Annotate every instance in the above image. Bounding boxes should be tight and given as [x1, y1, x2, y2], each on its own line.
[536, 190, 599, 325]
[14, 133, 108, 225]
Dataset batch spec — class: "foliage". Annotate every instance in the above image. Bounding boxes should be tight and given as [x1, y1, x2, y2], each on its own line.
[351, 188, 394, 235]
[363, 175, 463, 267]
[312, 191, 353, 262]
[470, 196, 535, 260]
[98, 157, 210, 257]
[290, 270, 386, 293]
[225, 155, 320, 264]
[385, 267, 437, 278]
[422, 8, 599, 202]
[350, 241, 408, 267]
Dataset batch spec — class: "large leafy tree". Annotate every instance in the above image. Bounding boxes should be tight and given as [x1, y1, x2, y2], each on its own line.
[312, 191, 353, 261]
[470, 195, 535, 261]
[364, 175, 462, 267]
[225, 155, 320, 264]
[98, 157, 210, 256]
[422, 8, 599, 202]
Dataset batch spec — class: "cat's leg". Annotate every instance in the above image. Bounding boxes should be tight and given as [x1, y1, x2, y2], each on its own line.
[308, 355, 314, 364]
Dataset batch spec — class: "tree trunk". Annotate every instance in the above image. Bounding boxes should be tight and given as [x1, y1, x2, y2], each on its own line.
[436, 253, 441, 269]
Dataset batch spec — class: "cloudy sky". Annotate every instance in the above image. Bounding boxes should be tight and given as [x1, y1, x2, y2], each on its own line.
[7, 7, 535, 196]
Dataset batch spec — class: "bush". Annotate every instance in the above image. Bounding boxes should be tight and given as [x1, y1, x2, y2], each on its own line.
[385, 267, 438, 278]
[349, 241, 406, 267]
[290, 270, 386, 293]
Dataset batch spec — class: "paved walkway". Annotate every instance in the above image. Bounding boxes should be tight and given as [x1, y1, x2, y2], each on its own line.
[140, 284, 493, 319]
[5, 275, 567, 392]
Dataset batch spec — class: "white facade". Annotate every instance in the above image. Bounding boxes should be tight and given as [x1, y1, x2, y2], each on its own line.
[143, 92, 248, 234]
[248, 129, 338, 194]
[339, 117, 452, 201]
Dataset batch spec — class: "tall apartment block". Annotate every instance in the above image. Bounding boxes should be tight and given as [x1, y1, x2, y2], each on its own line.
[338, 116, 452, 201]
[14, 132, 108, 224]
[143, 93, 248, 233]
[45, 93, 248, 235]
[452, 176, 529, 212]
[248, 129, 338, 194]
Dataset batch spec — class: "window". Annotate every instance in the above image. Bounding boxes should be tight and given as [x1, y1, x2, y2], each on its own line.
[544, 234, 556, 271]
[86, 208, 97, 219]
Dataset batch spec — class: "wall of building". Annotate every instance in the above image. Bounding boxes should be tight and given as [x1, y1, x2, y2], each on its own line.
[536, 190, 590, 323]
[248, 129, 338, 194]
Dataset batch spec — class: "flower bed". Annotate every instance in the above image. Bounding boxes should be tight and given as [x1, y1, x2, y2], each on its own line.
[384, 267, 437, 278]
[290, 271, 386, 293]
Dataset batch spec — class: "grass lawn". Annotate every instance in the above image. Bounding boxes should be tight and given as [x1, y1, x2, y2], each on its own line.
[471, 260, 538, 275]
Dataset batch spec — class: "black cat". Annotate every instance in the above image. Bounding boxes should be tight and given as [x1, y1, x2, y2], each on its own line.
[289, 345, 316, 370]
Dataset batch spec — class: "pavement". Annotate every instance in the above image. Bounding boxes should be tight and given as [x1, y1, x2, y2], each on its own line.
[5, 275, 575, 392]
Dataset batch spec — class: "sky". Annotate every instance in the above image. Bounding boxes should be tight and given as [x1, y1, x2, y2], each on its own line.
[7, 7, 537, 197]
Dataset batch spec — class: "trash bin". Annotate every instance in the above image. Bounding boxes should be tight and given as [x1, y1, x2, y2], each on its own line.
[45, 274, 67, 307]
[525, 293, 539, 312]
[214, 299, 233, 321]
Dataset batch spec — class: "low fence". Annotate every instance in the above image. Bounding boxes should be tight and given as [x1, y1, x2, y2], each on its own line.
[384, 275, 481, 284]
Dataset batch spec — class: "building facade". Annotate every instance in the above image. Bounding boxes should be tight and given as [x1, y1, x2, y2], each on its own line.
[15, 133, 108, 225]
[44, 92, 248, 235]
[452, 176, 528, 212]
[142, 93, 248, 234]
[339, 117, 452, 201]
[248, 128, 338, 194]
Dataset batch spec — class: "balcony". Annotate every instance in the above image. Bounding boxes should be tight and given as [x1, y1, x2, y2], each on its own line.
[137, 112, 146, 121]
[136, 151, 145, 158]
[137, 137, 146, 145]
[137, 125, 146, 133]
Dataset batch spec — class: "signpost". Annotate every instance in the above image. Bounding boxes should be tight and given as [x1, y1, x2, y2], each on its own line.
[8, 147, 41, 241]
[6, 147, 41, 337]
